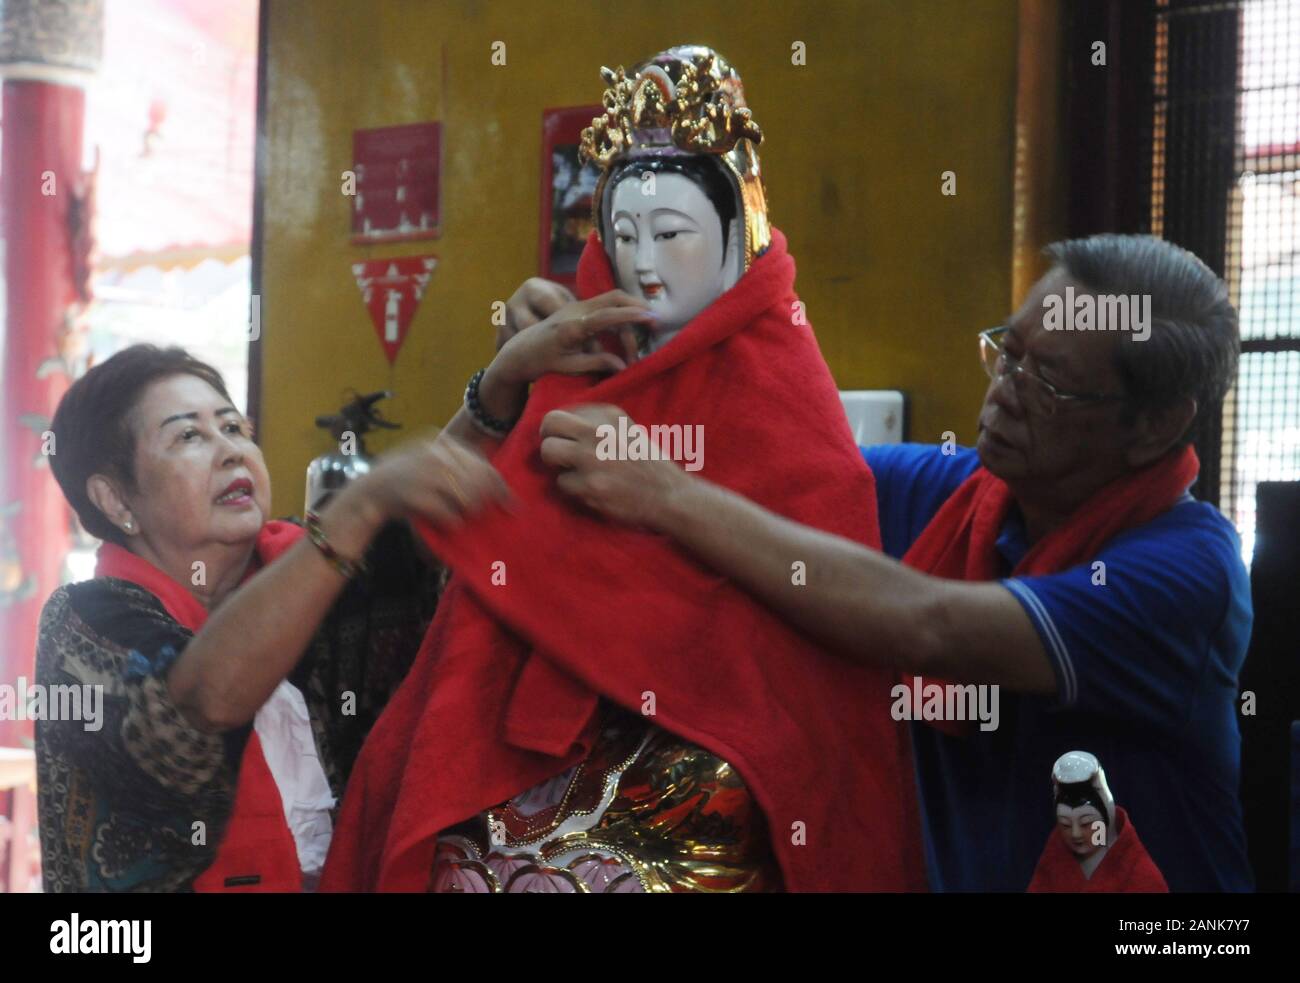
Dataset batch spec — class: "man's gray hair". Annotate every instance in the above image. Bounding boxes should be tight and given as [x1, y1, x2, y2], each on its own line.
[1043, 233, 1240, 445]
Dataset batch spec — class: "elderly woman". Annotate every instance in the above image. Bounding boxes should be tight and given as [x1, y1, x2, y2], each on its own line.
[35, 286, 652, 893]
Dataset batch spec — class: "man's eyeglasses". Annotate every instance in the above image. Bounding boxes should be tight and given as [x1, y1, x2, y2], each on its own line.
[978, 326, 1126, 418]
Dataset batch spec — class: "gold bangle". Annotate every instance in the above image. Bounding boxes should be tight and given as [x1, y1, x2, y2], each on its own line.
[304, 510, 369, 579]
[445, 471, 468, 509]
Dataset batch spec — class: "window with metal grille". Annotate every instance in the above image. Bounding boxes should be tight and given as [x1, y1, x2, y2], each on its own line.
[1224, 0, 1300, 564]
[1064, 0, 1298, 564]
[1149, 0, 1299, 563]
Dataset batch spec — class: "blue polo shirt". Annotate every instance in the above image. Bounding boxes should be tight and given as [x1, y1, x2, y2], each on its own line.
[863, 442, 1254, 893]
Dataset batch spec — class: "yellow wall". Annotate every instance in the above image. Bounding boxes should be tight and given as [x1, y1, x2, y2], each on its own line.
[260, 0, 1019, 517]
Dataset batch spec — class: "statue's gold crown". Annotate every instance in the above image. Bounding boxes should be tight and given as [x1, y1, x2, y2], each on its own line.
[579, 48, 763, 169]
[581, 46, 772, 271]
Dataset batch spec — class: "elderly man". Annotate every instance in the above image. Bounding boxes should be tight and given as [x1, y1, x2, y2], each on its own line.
[535, 234, 1253, 892]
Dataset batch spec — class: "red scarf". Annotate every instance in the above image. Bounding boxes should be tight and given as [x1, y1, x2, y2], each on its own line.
[1027, 807, 1169, 892]
[900, 444, 1199, 734]
[322, 229, 926, 892]
[904, 447, 1199, 579]
[96, 520, 305, 892]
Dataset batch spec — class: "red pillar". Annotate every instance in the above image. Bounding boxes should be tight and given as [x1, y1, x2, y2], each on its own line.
[0, 0, 102, 747]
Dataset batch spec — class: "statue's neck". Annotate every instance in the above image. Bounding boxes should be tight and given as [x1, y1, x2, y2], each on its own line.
[642, 325, 684, 355]
[1077, 842, 1111, 879]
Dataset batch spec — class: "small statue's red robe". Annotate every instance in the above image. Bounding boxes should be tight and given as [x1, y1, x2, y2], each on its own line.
[1027, 807, 1169, 893]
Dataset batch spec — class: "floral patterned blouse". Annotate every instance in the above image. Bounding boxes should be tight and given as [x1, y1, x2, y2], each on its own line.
[34, 522, 440, 892]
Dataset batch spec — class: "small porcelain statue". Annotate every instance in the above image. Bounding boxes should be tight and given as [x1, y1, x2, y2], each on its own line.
[1027, 750, 1168, 892]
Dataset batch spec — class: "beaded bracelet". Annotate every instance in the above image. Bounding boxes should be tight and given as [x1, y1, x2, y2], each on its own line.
[464, 367, 518, 438]
[304, 509, 368, 579]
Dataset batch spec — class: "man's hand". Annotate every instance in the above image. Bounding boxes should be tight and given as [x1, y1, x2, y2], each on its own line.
[541, 409, 1055, 693]
[539, 404, 689, 528]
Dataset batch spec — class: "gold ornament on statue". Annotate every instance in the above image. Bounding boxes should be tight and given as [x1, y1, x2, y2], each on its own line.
[580, 50, 763, 166]
[579, 45, 772, 270]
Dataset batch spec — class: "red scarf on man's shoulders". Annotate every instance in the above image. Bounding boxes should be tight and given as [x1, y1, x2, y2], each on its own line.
[322, 229, 927, 892]
[96, 520, 305, 892]
[904, 447, 1199, 580]
[899, 444, 1199, 734]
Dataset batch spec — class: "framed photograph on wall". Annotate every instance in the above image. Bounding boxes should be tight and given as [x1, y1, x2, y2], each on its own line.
[538, 105, 603, 286]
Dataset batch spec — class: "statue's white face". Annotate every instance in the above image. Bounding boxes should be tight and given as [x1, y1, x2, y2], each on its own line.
[1056, 803, 1107, 858]
[609, 172, 739, 348]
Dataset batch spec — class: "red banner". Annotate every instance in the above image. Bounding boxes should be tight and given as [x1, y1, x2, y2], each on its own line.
[350, 255, 438, 365]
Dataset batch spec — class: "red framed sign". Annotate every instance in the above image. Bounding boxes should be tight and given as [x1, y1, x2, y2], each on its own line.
[538, 105, 603, 286]
[351, 122, 442, 244]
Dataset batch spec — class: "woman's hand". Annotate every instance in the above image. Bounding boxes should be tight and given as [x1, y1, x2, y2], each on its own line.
[539, 404, 689, 528]
[491, 289, 655, 388]
[345, 432, 511, 531]
[471, 290, 656, 432]
[498, 277, 576, 351]
[170, 432, 506, 733]
[444, 283, 655, 454]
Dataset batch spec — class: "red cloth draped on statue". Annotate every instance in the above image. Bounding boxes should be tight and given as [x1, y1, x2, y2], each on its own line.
[321, 229, 925, 892]
[898, 443, 1200, 736]
[1027, 807, 1169, 892]
[96, 520, 305, 892]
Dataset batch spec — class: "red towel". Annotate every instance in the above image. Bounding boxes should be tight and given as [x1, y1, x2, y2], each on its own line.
[321, 229, 925, 892]
[898, 443, 1199, 734]
[1027, 807, 1169, 892]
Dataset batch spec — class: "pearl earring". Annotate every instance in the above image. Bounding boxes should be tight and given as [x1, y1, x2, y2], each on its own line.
[124, 519, 134, 533]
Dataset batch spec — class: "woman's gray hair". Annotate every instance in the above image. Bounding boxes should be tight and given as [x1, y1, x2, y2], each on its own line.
[1043, 233, 1240, 445]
